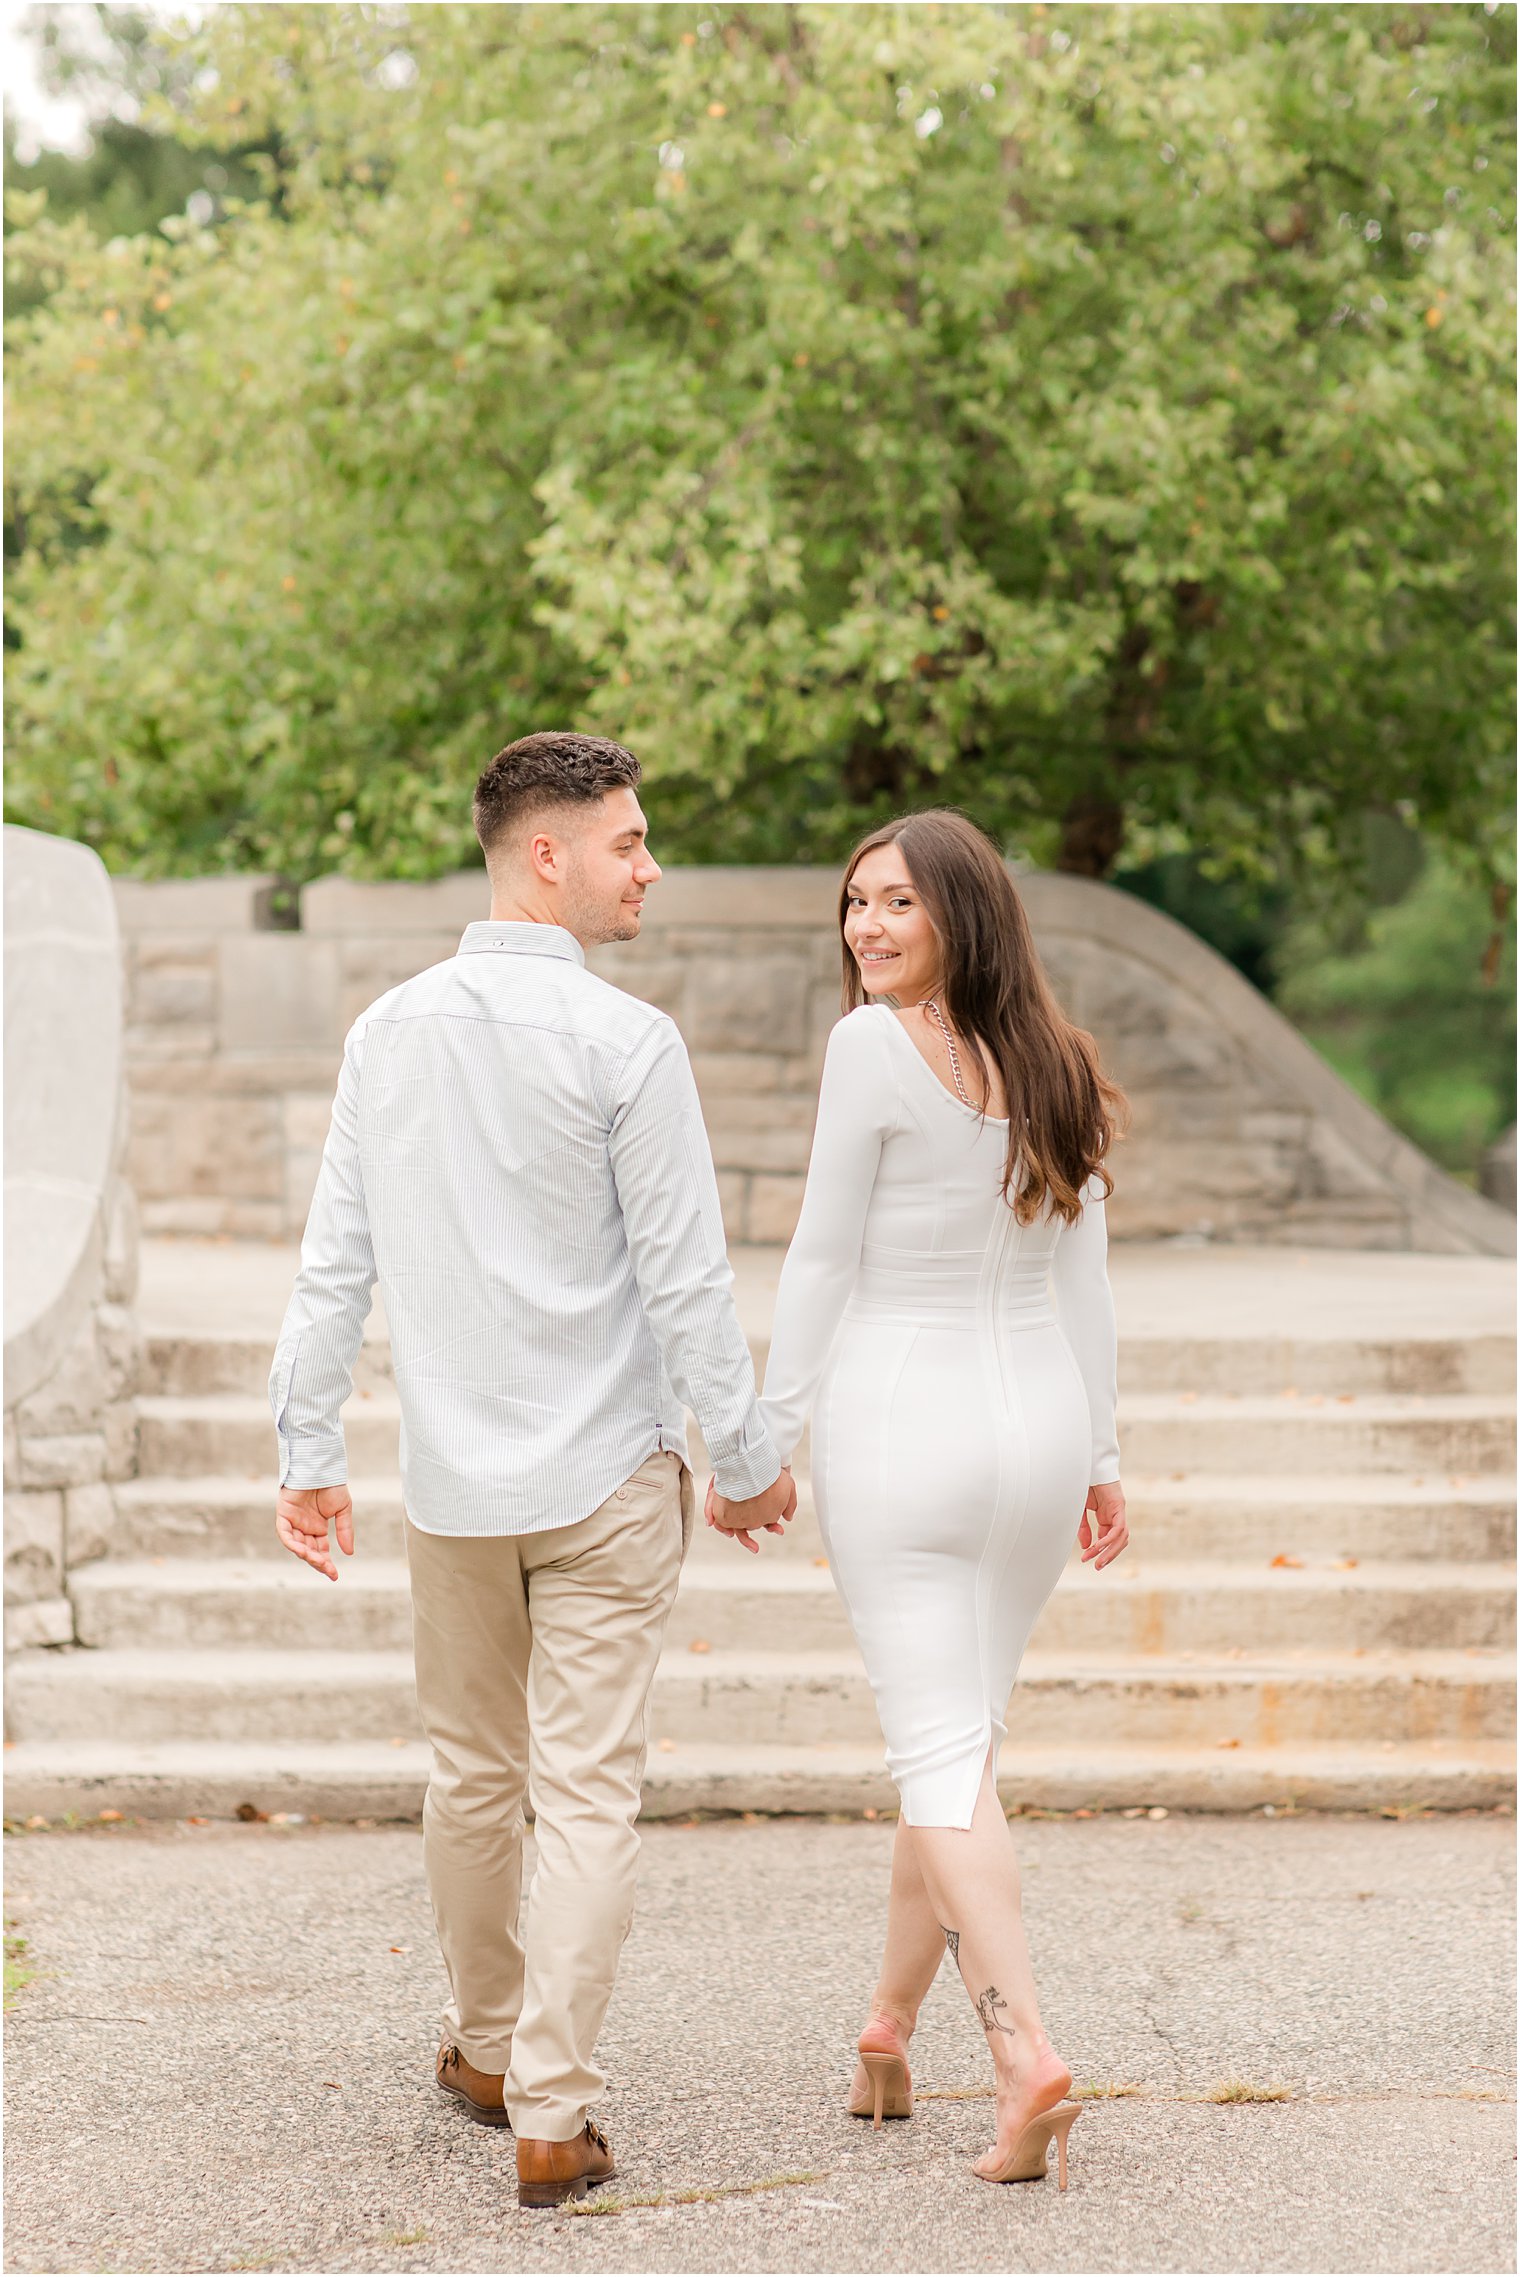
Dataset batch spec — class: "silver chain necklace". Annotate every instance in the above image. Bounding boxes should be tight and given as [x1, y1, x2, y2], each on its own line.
[922, 998, 973, 1107]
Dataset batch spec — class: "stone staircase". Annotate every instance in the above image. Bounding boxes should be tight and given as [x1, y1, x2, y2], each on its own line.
[3, 1243, 1514, 1818]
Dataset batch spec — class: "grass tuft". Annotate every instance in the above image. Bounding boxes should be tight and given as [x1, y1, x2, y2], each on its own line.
[1206, 2077, 1292, 2103]
[1077, 2080, 1148, 2100]
[569, 2170, 828, 2219]
[381, 2228, 429, 2247]
[3, 1922, 35, 2012]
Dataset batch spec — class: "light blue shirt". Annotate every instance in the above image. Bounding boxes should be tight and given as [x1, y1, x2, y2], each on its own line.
[269, 921, 779, 1534]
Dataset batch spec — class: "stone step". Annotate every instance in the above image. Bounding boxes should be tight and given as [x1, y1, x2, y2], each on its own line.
[142, 1325, 1517, 1401]
[9, 1644, 1512, 1750]
[1114, 1394, 1515, 1475]
[145, 1335, 395, 1400]
[135, 1388, 1516, 1484]
[109, 1470, 1517, 1566]
[3, 1735, 1511, 1823]
[66, 1557, 1516, 1658]
[137, 1394, 401, 1479]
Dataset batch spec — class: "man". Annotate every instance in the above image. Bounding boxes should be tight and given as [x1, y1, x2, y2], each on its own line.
[269, 732, 794, 2208]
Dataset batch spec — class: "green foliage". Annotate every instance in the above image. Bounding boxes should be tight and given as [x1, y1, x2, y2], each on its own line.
[4, 3, 1515, 881]
[1276, 854, 1516, 1175]
[3, 7, 273, 291]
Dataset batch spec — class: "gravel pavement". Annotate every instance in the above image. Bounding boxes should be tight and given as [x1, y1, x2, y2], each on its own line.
[3, 1813, 1513, 2274]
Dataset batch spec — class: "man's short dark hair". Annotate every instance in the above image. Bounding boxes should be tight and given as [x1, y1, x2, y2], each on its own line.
[473, 731, 642, 859]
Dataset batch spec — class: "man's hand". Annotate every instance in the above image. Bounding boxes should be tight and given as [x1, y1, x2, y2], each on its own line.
[276, 1483, 355, 1581]
[1078, 1480, 1128, 1570]
[705, 1468, 797, 1556]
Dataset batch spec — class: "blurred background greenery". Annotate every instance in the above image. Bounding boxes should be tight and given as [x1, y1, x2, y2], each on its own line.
[4, 3, 1514, 1180]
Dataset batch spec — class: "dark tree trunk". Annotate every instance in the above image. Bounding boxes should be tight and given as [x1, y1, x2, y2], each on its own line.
[1055, 792, 1125, 879]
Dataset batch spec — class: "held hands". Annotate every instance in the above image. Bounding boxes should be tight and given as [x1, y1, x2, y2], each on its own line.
[705, 1467, 797, 1556]
[1078, 1480, 1128, 1570]
[275, 1483, 355, 1581]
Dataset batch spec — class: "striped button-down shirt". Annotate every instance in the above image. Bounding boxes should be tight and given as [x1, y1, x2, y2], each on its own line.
[269, 921, 779, 1534]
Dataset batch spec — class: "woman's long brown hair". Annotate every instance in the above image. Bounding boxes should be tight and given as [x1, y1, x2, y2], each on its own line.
[840, 809, 1128, 1225]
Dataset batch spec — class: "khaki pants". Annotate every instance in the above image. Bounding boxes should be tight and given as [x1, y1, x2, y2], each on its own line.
[405, 1450, 691, 2140]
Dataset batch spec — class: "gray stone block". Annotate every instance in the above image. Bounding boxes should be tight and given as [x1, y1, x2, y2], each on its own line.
[301, 874, 487, 936]
[102, 1178, 140, 1308]
[125, 1022, 218, 1062]
[112, 876, 274, 934]
[18, 1432, 106, 1491]
[139, 1197, 287, 1240]
[584, 950, 689, 1023]
[714, 1172, 748, 1245]
[14, 1318, 107, 1440]
[5, 1488, 63, 1600]
[128, 1093, 284, 1204]
[64, 1481, 116, 1569]
[747, 1174, 805, 1245]
[131, 962, 216, 1027]
[219, 937, 340, 1054]
[103, 1400, 139, 1484]
[690, 1054, 790, 1097]
[96, 1304, 143, 1401]
[5, 1594, 73, 1649]
[685, 959, 810, 1055]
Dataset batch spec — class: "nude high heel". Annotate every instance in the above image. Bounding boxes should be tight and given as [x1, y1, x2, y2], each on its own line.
[977, 2098, 1081, 2188]
[847, 2021, 913, 2128]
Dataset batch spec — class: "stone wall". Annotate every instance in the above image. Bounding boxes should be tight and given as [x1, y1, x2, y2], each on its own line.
[112, 865, 1513, 1257]
[5, 830, 142, 1650]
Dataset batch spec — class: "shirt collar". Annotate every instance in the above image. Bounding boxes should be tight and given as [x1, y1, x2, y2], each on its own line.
[458, 920, 586, 968]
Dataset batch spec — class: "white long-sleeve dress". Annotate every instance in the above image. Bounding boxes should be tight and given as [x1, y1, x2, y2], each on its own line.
[758, 1005, 1120, 1830]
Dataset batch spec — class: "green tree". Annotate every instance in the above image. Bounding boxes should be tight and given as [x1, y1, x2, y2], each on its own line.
[1276, 852, 1515, 1176]
[4, 3, 1514, 882]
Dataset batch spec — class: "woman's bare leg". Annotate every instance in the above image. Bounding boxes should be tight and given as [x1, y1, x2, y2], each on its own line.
[907, 1752, 1071, 2171]
[852, 1816, 946, 2099]
[870, 1816, 946, 2030]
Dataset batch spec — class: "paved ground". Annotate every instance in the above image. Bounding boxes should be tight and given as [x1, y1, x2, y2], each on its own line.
[3, 1814, 1513, 2274]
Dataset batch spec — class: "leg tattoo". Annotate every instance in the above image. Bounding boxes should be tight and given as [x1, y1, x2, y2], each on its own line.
[975, 1983, 1016, 2038]
[940, 1925, 960, 1966]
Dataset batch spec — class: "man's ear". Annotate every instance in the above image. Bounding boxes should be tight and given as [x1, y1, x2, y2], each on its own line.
[526, 828, 561, 884]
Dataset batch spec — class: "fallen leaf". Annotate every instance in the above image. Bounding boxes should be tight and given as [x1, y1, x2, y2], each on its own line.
[389, 1737, 408, 1748]
[1148, 1807, 1168, 1820]
[688, 1638, 712, 1655]
[23, 1815, 48, 1831]
[862, 1807, 879, 1821]
[98, 1808, 125, 1823]
[186, 1816, 208, 1826]
[389, 1946, 409, 1955]
[1269, 1554, 1304, 1569]
[1216, 1738, 1241, 1749]
[813, 1557, 829, 1568]
[234, 1801, 268, 1823]
[1335, 1558, 1359, 1570]
[1177, 1392, 1198, 1405]
[658, 1738, 676, 1752]
[323, 2081, 342, 2090]
[1073, 1807, 1095, 1819]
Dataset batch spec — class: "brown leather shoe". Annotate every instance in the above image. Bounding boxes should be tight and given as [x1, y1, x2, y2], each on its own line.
[516, 2119, 615, 2208]
[435, 2040, 511, 2128]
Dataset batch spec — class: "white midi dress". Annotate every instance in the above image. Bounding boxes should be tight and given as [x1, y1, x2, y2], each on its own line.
[758, 1005, 1120, 1830]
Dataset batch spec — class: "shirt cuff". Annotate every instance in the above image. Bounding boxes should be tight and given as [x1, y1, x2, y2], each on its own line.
[710, 1417, 783, 1503]
[278, 1429, 349, 1489]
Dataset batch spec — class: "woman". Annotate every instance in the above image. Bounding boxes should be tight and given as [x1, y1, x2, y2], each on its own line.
[712, 809, 1129, 2190]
